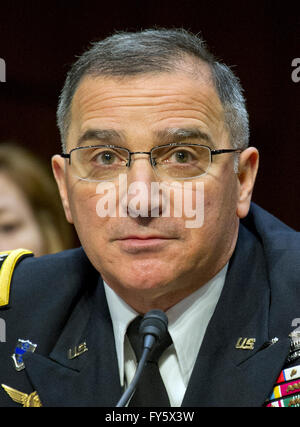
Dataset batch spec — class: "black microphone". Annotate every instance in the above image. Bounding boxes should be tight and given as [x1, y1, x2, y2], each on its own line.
[116, 309, 169, 407]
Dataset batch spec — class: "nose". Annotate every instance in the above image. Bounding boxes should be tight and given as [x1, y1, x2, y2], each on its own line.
[127, 152, 155, 182]
[120, 154, 160, 219]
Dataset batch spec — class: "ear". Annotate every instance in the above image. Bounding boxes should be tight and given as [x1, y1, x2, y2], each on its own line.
[52, 155, 74, 224]
[236, 147, 259, 219]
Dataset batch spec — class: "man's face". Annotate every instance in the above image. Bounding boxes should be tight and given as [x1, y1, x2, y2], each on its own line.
[53, 69, 258, 312]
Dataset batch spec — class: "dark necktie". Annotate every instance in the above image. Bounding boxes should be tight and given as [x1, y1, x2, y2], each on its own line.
[127, 316, 172, 407]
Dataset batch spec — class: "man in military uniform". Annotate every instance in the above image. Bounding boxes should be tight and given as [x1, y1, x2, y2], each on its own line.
[0, 28, 299, 407]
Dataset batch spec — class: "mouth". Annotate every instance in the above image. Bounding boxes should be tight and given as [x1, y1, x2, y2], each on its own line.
[116, 235, 175, 253]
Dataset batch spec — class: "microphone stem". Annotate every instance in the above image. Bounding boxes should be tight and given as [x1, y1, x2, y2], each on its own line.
[116, 347, 150, 407]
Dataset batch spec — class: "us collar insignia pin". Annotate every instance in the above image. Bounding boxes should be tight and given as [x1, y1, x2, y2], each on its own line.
[12, 339, 37, 371]
[67, 341, 88, 360]
[235, 337, 256, 350]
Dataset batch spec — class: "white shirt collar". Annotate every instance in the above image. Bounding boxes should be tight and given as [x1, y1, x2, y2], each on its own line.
[104, 283, 138, 385]
[103, 263, 228, 387]
[166, 263, 228, 385]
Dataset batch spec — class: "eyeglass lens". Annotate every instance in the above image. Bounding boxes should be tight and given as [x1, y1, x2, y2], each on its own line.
[70, 145, 211, 181]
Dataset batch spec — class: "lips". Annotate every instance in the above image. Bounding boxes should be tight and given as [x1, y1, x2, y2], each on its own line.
[119, 235, 170, 240]
[116, 235, 173, 253]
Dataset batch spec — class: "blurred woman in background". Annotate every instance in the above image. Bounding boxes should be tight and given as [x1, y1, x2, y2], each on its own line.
[0, 142, 75, 256]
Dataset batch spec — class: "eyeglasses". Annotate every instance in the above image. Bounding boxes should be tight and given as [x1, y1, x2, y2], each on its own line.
[61, 143, 242, 182]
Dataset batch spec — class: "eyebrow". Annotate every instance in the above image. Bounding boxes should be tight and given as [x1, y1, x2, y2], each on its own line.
[154, 128, 215, 147]
[77, 129, 124, 147]
[76, 126, 214, 149]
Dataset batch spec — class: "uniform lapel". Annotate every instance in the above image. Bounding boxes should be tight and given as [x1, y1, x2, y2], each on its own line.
[23, 280, 122, 407]
[182, 224, 290, 407]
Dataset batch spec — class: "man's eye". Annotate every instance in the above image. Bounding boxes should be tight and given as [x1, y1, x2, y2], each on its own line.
[95, 151, 117, 165]
[170, 150, 193, 163]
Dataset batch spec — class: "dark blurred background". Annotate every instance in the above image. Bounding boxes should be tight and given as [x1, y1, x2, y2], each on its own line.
[0, 0, 299, 229]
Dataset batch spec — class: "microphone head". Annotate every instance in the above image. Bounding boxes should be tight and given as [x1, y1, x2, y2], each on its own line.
[139, 309, 168, 342]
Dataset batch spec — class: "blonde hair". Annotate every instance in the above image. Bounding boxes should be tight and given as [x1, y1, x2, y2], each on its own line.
[0, 142, 75, 254]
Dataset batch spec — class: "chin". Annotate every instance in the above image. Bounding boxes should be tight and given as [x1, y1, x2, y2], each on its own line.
[124, 271, 170, 289]
[108, 268, 174, 295]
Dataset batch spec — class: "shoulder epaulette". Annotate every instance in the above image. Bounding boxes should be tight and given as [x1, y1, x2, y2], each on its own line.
[0, 249, 33, 307]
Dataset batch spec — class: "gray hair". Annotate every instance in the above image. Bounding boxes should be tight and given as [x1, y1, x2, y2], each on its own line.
[57, 28, 249, 154]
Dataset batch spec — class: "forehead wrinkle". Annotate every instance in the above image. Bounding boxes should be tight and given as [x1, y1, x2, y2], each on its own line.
[76, 90, 220, 111]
